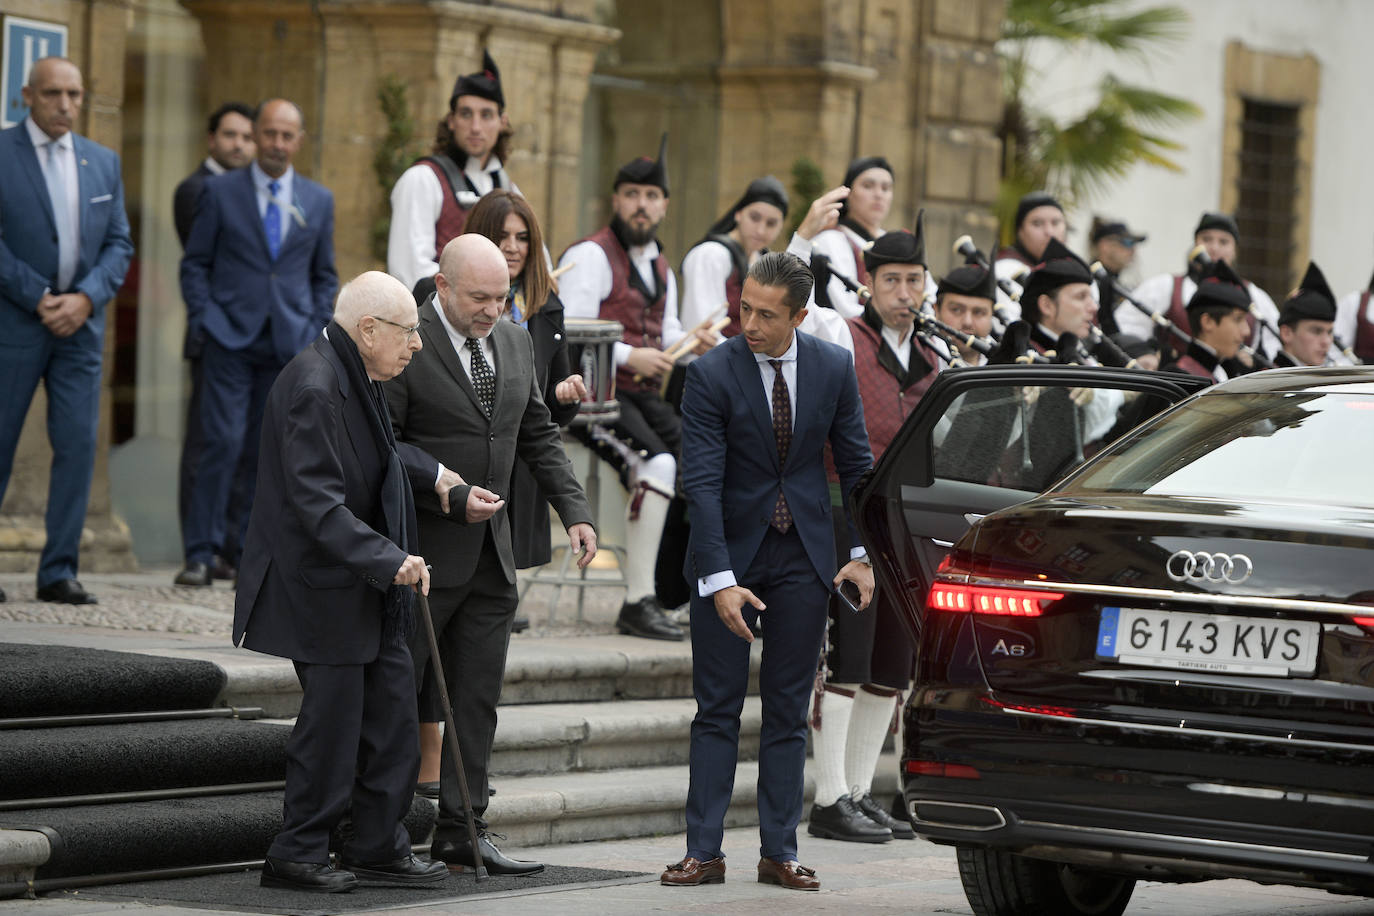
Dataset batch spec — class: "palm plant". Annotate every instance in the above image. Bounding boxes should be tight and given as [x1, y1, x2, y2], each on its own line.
[998, 0, 1201, 244]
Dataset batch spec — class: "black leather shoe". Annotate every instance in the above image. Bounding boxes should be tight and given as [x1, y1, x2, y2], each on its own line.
[340, 854, 447, 886]
[858, 792, 915, 839]
[260, 857, 358, 893]
[807, 794, 892, 843]
[431, 833, 545, 876]
[174, 562, 212, 587]
[616, 596, 685, 641]
[36, 579, 97, 605]
[211, 554, 237, 581]
[0, 585, 6, 602]
[511, 616, 530, 634]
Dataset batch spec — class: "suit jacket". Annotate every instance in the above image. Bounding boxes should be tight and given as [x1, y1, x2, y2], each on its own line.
[173, 162, 215, 249]
[681, 332, 872, 588]
[233, 333, 437, 664]
[0, 122, 133, 350]
[180, 166, 337, 364]
[384, 297, 593, 589]
[510, 292, 579, 567]
[173, 162, 215, 358]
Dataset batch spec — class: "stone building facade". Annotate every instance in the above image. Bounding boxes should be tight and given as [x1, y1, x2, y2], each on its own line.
[0, 0, 1004, 571]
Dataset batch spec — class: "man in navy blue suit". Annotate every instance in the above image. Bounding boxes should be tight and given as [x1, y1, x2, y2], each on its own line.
[176, 98, 338, 587]
[663, 252, 874, 891]
[0, 57, 133, 606]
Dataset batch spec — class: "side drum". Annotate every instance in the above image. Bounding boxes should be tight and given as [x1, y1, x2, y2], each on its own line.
[564, 317, 623, 426]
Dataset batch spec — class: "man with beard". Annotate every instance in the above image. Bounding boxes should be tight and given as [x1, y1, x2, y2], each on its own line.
[1274, 262, 1337, 368]
[173, 101, 255, 582]
[558, 138, 710, 640]
[387, 51, 520, 297]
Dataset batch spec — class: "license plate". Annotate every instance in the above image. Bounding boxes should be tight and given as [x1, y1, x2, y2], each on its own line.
[1097, 607, 1320, 677]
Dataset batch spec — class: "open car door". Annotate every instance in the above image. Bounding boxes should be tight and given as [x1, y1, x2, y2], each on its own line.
[852, 365, 1211, 646]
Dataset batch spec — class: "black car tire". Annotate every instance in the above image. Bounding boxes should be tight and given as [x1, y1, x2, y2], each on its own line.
[957, 846, 1135, 916]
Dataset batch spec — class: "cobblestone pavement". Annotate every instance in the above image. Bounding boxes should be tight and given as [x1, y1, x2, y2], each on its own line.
[0, 559, 644, 639]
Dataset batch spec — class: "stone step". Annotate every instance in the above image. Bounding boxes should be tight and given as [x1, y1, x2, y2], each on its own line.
[209, 635, 762, 717]
[482, 753, 904, 848]
[490, 697, 763, 777]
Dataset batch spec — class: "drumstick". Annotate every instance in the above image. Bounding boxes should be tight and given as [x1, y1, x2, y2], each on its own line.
[633, 306, 728, 383]
[551, 261, 576, 279]
[656, 316, 731, 399]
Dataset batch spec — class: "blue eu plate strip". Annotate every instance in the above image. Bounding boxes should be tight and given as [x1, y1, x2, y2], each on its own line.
[1097, 606, 1120, 658]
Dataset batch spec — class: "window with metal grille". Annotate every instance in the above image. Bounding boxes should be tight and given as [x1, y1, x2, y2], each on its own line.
[1234, 99, 1301, 300]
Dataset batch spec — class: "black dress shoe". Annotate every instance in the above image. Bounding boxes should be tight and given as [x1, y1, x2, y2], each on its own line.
[211, 554, 237, 580]
[260, 857, 358, 893]
[431, 833, 545, 876]
[0, 585, 6, 602]
[857, 792, 915, 839]
[616, 596, 685, 641]
[340, 854, 447, 886]
[36, 579, 97, 605]
[174, 562, 212, 587]
[511, 616, 530, 634]
[807, 794, 892, 843]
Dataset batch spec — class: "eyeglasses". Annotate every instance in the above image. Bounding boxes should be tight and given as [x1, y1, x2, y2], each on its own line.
[369, 315, 421, 340]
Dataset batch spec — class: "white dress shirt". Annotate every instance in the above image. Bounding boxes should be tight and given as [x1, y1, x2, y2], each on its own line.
[680, 239, 736, 329]
[250, 161, 294, 248]
[880, 324, 913, 371]
[1116, 272, 1280, 358]
[1332, 288, 1369, 365]
[696, 332, 866, 597]
[386, 156, 519, 292]
[26, 116, 80, 292]
[203, 156, 226, 176]
[557, 237, 684, 366]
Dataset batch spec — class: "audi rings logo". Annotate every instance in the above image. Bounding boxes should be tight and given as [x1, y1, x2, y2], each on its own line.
[1165, 549, 1253, 584]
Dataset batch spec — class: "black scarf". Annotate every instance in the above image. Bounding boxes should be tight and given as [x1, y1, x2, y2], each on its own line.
[326, 321, 418, 647]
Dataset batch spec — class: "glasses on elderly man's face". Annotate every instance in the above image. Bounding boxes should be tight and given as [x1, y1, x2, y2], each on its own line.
[369, 315, 421, 340]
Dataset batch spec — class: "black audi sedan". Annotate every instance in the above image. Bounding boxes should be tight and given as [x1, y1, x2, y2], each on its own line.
[853, 365, 1374, 916]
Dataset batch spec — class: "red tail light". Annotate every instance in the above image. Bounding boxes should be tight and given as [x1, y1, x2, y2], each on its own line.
[927, 582, 1064, 617]
[1352, 616, 1374, 628]
[905, 759, 981, 779]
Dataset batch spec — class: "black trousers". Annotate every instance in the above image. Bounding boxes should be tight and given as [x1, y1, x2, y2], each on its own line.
[825, 505, 914, 689]
[409, 532, 518, 837]
[269, 638, 419, 864]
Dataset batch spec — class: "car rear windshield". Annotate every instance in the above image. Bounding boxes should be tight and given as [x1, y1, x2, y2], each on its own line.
[1057, 390, 1374, 509]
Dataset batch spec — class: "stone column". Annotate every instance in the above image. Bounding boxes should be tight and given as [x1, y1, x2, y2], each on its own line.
[0, 0, 137, 576]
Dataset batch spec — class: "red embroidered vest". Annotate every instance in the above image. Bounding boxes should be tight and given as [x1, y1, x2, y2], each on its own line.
[1355, 290, 1374, 360]
[584, 225, 670, 394]
[419, 160, 471, 258]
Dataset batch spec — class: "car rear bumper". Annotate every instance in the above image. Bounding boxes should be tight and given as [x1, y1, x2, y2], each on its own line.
[903, 698, 1374, 893]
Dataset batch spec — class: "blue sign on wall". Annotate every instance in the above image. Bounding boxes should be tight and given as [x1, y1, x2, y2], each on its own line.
[3, 16, 69, 129]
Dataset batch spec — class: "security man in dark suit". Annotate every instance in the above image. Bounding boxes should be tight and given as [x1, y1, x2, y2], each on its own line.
[177, 98, 338, 588]
[664, 252, 874, 892]
[172, 101, 254, 580]
[384, 234, 596, 876]
[233, 271, 449, 893]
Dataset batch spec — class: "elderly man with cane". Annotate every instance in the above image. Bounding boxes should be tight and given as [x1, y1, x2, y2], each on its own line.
[233, 271, 454, 892]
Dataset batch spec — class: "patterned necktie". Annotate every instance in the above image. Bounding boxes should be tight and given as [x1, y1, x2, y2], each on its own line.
[42, 141, 77, 291]
[467, 337, 496, 416]
[769, 359, 793, 533]
[264, 179, 282, 260]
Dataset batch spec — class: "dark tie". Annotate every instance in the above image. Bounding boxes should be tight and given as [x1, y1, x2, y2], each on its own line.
[467, 337, 496, 416]
[264, 179, 282, 260]
[769, 359, 793, 533]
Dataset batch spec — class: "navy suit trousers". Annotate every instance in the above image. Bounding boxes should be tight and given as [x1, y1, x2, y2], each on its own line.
[184, 329, 280, 564]
[0, 332, 101, 587]
[685, 525, 829, 863]
[269, 638, 419, 863]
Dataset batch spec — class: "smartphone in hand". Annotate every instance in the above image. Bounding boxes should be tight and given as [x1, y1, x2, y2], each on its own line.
[835, 578, 863, 613]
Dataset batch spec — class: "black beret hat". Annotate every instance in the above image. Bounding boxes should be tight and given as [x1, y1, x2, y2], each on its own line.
[1015, 191, 1064, 230]
[1279, 261, 1337, 325]
[863, 210, 926, 273]
[1019, 237, 1093, 315]
[1185, 258, 1251, 312]
[451, 50, 504, 110]
[613, 133, 669, 196]
[1194, 211, 1240, 243]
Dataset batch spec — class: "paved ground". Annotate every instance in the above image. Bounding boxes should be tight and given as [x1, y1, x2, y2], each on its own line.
[3, 570, 1373, 915]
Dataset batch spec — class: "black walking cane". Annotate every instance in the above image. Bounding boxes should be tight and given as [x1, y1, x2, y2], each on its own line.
[415, 585, 490, 881]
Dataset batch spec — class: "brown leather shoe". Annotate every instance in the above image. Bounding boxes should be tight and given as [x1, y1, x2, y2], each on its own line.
[756, 857, 819, 891]
[660, 856, 725, 886]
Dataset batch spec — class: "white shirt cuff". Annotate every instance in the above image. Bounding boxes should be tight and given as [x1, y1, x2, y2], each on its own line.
[698, 570, 737, 597]
[850, 547, 868, 563]
[435, 462, 446, 487]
